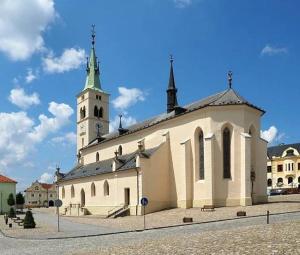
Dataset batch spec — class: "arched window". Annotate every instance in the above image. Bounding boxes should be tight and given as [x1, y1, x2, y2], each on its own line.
[288, 177, 293, 184]
[94, 106, 98, 117]
[277, 178, 283, 185]
[118, 145, 123, 156]
[99, 107, 103, 118]
[267, 179, 272, 187]
[80, 108, 83, 119]
[82, 106, 86, 118]
[91, 182, 96, 197]
[104, 180, 109, 196]
[223, 127, 231, 179]
[71, 185, 75, 198]
[199, 130, 204, 180]
[62, 186, 65, 199]
[96, 152, 99, 162]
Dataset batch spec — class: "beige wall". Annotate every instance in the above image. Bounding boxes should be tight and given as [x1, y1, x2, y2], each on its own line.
[77, 89, 110, 153]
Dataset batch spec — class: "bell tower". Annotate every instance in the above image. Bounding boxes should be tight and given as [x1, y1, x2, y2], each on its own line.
[77, 25, 109, 153]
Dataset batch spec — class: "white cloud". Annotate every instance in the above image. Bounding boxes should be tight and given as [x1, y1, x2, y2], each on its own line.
[51, 132, 76, 146]
[39, 172, 53, 183]
[29, 102, 74, 143]
[261, 126, 278, 143]
[8, 88, 40, 109]
[42, 48, 86, 73]
[174, 0, 192, 8]
[0, 0, 56, 61]
[109, 115, 137, 132]
[0, 102, 73, 167]
[25, 68, 38, 83]
[112, 87, 146, 110]
[261, 45, 288, 56]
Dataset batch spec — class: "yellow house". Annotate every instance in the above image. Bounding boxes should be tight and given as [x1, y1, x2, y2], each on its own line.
[267, 143, 300, 189]
[56, 30, 267, 216]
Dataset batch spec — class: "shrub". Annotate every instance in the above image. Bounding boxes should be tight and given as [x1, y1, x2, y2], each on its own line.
[16, 192, 25, 206]
[7, 193, 15, 207]
[23, 210, 36, 229]
[8, 207, 16, 218]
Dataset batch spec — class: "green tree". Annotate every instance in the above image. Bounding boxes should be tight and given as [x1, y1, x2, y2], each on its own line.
[7, 193, 15, 207]
[23, 210, 36, 229]
[16, 192, 25, 206]
[8, 207, 16, 218]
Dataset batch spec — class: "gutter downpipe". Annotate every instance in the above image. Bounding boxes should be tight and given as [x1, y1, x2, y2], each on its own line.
[136, 167, 140, 216]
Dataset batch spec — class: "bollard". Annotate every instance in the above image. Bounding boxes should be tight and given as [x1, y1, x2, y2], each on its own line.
[267, 210, 269, 224]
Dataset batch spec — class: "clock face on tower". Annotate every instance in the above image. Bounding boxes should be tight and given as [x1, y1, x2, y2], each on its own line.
[95, 122, 103, 136]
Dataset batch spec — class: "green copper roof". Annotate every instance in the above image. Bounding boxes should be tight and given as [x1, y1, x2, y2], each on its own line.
[84, 46, 102, 92]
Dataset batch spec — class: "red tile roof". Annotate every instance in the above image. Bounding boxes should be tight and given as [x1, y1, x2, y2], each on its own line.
[0, 175, 17, 183]
[41, 183, 54, 189]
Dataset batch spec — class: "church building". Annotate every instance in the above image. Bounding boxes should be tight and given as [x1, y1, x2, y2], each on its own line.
[56, 29, 267, 216]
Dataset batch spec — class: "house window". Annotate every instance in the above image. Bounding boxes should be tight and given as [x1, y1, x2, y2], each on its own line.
[223, 127, 231, 179]
[267, 179, 272, 187]
[298, 177, 300, 183]
[118, 145, 123, 156]
[31, 194, 34, 197]
[71, 185, 75, 198]
[199, 130, 204, 180]
[35, 186, 39, 190]
[298, 163, 300, 170]
[91, 182, 96, 197]
[81, 95, 84, 100]
[277, 164, 283, 172]
[277, 177, 283, 185]
[286, 149, 294, 157]
[267, 166, 272, 173]
[288, 177, 293, 184]
[96, 152, 99, 162]
[39, 194, 41, 197]
[82, 138, 84, 147]
[104, 180, 109, 196]
[50, 194, 53, 198]
[62, 187, 65, 199]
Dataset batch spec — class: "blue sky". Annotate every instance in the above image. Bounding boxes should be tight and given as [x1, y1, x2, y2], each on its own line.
[0, 0, 299, 191]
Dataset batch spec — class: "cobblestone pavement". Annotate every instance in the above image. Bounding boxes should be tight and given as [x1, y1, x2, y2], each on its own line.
[0, 209, 120, 239]
[63, 194, 300, 231]
[0, 211, 300, 255]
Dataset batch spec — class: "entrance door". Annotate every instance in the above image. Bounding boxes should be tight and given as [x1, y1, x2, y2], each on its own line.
[124, 188, 130, 206]
[80, 189, 85, 207]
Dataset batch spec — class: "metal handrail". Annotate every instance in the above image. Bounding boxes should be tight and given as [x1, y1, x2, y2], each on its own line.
[107, 203, 125, 216]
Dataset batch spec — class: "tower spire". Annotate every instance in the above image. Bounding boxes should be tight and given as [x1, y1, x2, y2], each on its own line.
[84, 25, 102, 91]
[167, 54, 178, 113]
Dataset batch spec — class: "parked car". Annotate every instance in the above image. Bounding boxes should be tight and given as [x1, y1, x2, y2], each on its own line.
[269, 189, 287, 196]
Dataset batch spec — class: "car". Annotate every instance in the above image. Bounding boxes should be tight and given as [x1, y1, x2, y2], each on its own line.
[269, 189, 287, 196]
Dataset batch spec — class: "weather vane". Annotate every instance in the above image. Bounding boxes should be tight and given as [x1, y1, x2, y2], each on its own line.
[228, 71, 233, 88]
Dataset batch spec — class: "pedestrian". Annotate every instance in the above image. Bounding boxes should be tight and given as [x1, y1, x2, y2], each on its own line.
[4, 213, 8, 225]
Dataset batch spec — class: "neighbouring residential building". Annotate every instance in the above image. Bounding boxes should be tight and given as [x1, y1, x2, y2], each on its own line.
[56, 28, 267, 217]
[24, 181, 57, 207]
[267, 143, 300, 189]
[0, 174, 17, 214]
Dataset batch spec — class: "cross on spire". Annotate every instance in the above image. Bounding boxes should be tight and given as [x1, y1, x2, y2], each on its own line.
[91, 24, 96, 47]
[228, 71, 233, 89]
